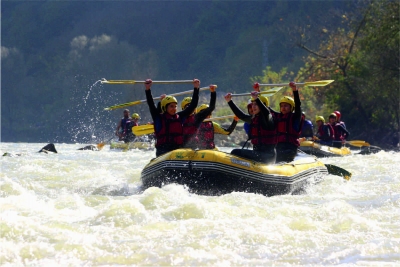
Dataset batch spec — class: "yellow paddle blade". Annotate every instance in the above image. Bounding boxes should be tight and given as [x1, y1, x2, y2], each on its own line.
[304, 80, 334, 87]
[104, 100, 145, 111]
[101, 79, 194, 84]
[132, 125, 155, 136]
[346, 140, 370, 147]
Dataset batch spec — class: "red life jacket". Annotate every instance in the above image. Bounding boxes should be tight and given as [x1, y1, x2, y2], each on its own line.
[155, 113, 184, 147]
[318, 123, 334, 141]
[198, 121, 215, 149]
[275, 113, 301, 146]
[183, 114, 199, 145]
[332, 123, 345, 141]
[250, 115, 277, 145]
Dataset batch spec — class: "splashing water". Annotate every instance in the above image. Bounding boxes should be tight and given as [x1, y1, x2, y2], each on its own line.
[2, 143, 399, 266]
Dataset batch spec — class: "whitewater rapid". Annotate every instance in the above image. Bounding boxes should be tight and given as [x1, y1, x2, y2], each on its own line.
[1, 142, 399, 266]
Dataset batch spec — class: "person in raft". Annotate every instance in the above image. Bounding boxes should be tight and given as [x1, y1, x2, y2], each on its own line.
[329, 113, 350, 148]
[115, 109, 137, 143]
[267, 82, 304, 162]
[195, 104, 239, 150]
[180, 84, 217, 149]
[313, 115, 335, 146]
[333, 110, 347, 129]
[224, 92, 276, 164]
[145, 78, 200, 157]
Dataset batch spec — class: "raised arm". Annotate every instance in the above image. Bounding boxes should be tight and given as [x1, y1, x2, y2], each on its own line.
[178, 79, 200, 118]
[213, 117, 239, 135]
[225, 93, 252, 123]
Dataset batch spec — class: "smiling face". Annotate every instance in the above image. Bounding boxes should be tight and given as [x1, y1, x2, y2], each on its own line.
[166, 103, 178, 115]
[252, 102, 260, 115]
[316, 120, 323, 127]
[280, 103, 292, 114]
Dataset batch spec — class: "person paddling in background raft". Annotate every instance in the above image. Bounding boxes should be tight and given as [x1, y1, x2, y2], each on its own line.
[115, 109, 137, 143]
[144, 78, 200, 157]
[181, 84, 217, 149]
[313, 115, 335, 146]
[224, 91, 276, 164]
[261, 82, 304, 162]
[329, 113, 350, 148]
[196, 104, 239, 149]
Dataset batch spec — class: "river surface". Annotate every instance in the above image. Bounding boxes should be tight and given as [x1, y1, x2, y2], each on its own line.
[1, 142, 399, 266]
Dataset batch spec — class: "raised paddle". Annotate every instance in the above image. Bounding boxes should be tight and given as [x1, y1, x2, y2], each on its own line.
[231, 87, 283, 97]
[325, 164, 352, 180]
[132, 115, 236, 136]
[254, 80, 334, 87]
[100, 78, 193, 85]
[104, 85, 216, 111]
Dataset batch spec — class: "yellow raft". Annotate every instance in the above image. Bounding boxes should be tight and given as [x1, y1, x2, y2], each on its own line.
[300, 141, 351, 157]
[110, 141, 153, 150]
[141, 148, 328, 196]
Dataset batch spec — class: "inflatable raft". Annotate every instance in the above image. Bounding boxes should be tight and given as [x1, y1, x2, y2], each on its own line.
[141, 148, 328, 196]
[110, 140, 153, 151]
[300, 141, 351, 157]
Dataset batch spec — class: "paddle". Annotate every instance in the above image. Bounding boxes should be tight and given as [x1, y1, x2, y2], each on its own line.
[132, 115, 236, 136]
[334, 140, 370, 147]
[100, 78, 193, 85]
[96, 137, 115, 150]
[231, 87, 283, 97]
[325, 164, 352, 180]
[104, 85, 215, 111]
[254, 80, 334, 87]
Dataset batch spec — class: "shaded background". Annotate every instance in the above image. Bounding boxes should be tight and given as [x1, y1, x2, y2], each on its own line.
[1, 0, 399, 148]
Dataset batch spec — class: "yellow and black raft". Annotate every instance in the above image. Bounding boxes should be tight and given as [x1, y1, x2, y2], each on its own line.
[300, 140, 352, 157]
[141, 149, 333, 196]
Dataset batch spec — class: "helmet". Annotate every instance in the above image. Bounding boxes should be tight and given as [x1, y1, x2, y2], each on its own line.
[279, 96, 295, 111]
[196, 104, 209, 113]
[315, 115, 325, 123]
[251, 95, 269, 107]
[161, 96, 178, 112]
[333, 111, 341, 120]
[132, 113, 140, 119]
[329, 113, 337, 119]
[181, 97, 192, 110]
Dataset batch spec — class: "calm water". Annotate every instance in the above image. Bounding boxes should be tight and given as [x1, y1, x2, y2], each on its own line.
[1, 142, 399, 266]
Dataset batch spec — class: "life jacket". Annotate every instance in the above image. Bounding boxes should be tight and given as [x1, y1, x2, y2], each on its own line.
[198, 121, 215, 149]
[183, 114, 199, 145]
[249, 115, 277, 145]
[318, 123, 334, 141]
[275, 113, 302, 146]
[155, 113, 184, 148]
[121, 118, 133, 135]
[332, 123, 345, 141]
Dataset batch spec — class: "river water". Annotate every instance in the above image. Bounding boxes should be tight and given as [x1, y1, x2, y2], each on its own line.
[1, 142, 399, 266]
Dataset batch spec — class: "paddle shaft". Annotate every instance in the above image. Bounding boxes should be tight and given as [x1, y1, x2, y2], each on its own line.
[101, 79, 193, 84]
[231, 87, 283, 97]
[104, 86, 213, 110]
